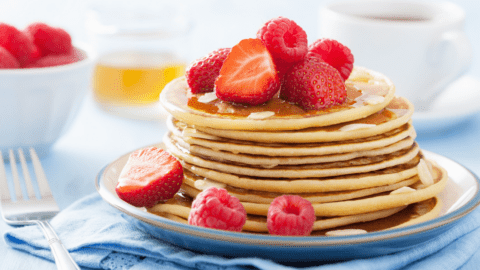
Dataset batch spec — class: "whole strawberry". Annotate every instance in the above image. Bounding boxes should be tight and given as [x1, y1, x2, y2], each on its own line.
[186, 48, 231, 94]
[0, 23, 36, 66]
[308, 39, 354, 81]
[116, 147, 183, 208]
[281, 56, 346, 110]
[0, 46, 20, 69]
[24, 22, 73, 56]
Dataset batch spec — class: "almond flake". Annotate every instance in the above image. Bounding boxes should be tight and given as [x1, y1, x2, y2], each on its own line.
[339, 123, 376, 132]
[194, 178, 226, 191]
[365, 95, 385, 105]
[418, 159, 434, 186]
[247, 111, 275, 119]
[197, 92, 218, 103]
[388, 108, 410, 117]
[390, 186, 416, 195]
[326, 229, 368, 237]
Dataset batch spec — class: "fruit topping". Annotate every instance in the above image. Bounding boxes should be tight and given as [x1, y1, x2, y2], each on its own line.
[0, 23, 36, 66]
[116, 147, 183, 208]
[188, 187, 247, 232]
[0, 46, 20, 69]
[256, 17, 308, 64]
[215, 38, 280, 105]
[281, 56, 346, 110]
[24, 48, 81, 68]
[25, 22, 73, 56]
[308, 39, 354, 81]
[186, 48, 231, 94]
[267, 195, 315, 236]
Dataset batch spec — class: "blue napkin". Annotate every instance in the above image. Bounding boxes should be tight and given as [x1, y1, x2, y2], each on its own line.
[3, 193, 480, 270]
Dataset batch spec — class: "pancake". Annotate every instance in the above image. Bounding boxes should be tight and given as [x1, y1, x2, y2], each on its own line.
[191, 96, 413, 143]
[180, 156, 421, 193]
[165, 136, 421, 178]
[170, 132, 415, 166]
[160, 66, 396, 131]
[168, 118, 417, 157]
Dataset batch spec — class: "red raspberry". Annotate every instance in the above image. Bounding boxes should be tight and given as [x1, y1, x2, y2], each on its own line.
[0, 46, 20, 69]
[256, 17, 308, 64]
[188, 187, 246, 232]
[267, 195, 315, 236]
[281, 56, 346, 110]
[308, 39, 354, 81]
[0, 23, 36, 66]
[116, 147, 183, 208]
[24, 22, 73, 56]
[186, 48, 231, 94]
[24, 49, 80, 68]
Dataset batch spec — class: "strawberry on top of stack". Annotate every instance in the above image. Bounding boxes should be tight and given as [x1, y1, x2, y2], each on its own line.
[0, 22, 80, 69]
[186, 16, 354, 110]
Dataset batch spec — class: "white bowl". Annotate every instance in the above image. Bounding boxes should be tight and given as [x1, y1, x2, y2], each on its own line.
[0, 44, 95, 159]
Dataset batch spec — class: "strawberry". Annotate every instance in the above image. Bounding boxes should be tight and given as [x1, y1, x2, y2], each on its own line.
[215, 38, 280, 105]
[0, 46, 20, 69]
[281, 56, 346, 110]
[116, 147, 183, 208]
[24, 22, 73, 56]
[308, 39, 354, 81]
[186, 48, 231, 94]
[0, 23, 36, 66]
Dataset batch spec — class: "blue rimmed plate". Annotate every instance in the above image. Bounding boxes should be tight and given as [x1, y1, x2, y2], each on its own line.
[95, 144, 480, 262]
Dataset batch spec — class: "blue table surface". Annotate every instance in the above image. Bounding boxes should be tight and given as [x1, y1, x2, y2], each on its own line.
[1, 0, 480, 269]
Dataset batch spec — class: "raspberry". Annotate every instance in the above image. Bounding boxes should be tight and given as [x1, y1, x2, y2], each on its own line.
[256, 17, 308, 63]
[24, 48, 80, 68]
[308, 39, 354, 81]
[188, 187, 246, 232]
[0, 23, 36, 66]
[0, 46, 20, 69]
[267, 195, 315, 236]
[186, 48, 231, 94]
[281, 56, 346, 110]
[24, 22, 73, 56]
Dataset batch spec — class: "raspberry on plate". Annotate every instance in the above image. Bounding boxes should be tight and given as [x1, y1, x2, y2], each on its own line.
[0, 23, 36, 66]
[256, 17, 308, 64]
[115, 147, 183, 208]
[215, 38, 280, 105]
[308, 39, 354, 81]
[186, 48, 231, 94]
[188, 187, 247, 232]
[25, 22, 73, 56]
[0, 46, 20, 69]
[281, 56, 346, 110]
[267, 195, 315, 236]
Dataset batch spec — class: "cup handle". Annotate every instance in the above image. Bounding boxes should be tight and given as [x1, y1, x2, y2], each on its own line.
[419, 31, 472, 111]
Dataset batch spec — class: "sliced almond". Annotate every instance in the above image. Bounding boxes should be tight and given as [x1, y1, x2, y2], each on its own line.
[339, 123, 376, 132]
[390, 186, 416, 195]
[418, 159, 434, 186]
[365, 95, 385, 105]
[197, 92, 218, 103]
[326, 229, 368, 237]
[247, 111, 275, 120]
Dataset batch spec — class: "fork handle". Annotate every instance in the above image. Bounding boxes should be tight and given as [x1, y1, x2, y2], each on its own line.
[37, 221, 81, 270]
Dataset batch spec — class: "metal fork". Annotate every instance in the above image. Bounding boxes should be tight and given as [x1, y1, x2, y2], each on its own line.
[0, 148, 80, 270]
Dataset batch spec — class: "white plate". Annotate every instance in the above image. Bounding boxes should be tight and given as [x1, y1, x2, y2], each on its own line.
[96, 145, 480, 262]
[413, 75, 480, 135]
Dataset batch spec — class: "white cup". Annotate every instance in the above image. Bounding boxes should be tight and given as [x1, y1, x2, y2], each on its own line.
[319, 1, 471, 111]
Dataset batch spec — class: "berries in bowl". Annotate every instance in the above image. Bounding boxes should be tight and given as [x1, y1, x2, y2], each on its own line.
[0, 22, 94, 158]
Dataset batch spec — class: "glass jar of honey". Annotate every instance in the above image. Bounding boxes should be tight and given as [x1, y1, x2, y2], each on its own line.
[86, 1, 190, 120]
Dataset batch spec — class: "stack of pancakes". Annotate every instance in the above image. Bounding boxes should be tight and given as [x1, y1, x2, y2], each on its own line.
[152, 67, 448, 235]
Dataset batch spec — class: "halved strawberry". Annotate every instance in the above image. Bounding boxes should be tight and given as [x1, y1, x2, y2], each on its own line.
[116, 147, 183, 208]
[215, 38, 280, 105]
